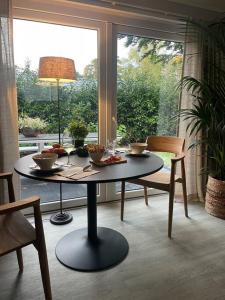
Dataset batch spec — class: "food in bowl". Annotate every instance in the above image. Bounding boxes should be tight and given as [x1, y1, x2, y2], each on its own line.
[129, 143, 147, 154]
[32, 153, 58, 170]
[87, 144, 105, 162]
[42, 143, 66, 155]
[52, 143, 61, 149]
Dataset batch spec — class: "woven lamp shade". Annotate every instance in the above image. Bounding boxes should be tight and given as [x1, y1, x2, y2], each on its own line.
[38, 56, 76, 83]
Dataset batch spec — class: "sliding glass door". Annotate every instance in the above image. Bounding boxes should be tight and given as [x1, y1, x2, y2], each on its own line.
[108, 25, 183, 201]
[13, 17, 106, 210]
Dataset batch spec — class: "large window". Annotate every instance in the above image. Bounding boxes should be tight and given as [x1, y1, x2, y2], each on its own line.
[14, 19, 98, 204]
[13, 11, 184, 208]
[115, 32, 183, 194]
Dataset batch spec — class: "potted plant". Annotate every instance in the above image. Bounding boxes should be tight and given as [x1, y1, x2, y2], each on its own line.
[68, 120, 89, 148]
[19, 116, 48, 137]
[178, 18, 225, 219]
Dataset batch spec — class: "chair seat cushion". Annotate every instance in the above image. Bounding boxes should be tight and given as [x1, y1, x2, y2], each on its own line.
[0, 211, 36, 256]
[129, 172, 180, 189]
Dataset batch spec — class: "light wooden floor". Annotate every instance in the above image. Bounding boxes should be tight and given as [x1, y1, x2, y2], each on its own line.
[1, 195, 225, 300]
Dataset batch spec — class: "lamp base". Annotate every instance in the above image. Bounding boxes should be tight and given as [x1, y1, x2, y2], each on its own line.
[50, 211, 73, 225]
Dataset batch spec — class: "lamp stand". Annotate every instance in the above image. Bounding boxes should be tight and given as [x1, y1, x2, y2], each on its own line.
[50, 79, 73, 225]
[50, 183, 73, 225]
[57, 79, 61, 144]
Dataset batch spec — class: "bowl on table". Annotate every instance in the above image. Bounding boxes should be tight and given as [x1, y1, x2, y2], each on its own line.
[89, 152, 104, 162]
[32, 153, 58, 170]
[129, 143, 148, 154]
[87, 144, 105, 162]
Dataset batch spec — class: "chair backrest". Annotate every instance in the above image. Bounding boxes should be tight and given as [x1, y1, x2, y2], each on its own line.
[0, 173, 15, 203]
[146, 136, 185, 155]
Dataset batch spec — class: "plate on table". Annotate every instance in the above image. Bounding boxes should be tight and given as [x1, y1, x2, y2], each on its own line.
[125, 150, 151, 157]
[29, 163, 63, 173]
[90, 157, 127, 167]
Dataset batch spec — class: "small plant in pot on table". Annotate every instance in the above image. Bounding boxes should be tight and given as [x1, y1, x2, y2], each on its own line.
[68, 120, 89, 148]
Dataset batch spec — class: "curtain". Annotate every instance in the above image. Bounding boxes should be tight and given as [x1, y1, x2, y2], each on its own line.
[178, 21, 205, 202]
[0, 0, 20, 203]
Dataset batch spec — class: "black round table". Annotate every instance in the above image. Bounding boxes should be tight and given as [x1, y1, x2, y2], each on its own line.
[15, 153, 163, 272]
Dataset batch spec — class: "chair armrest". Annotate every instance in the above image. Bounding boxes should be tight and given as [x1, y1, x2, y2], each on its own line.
[171, 153, 185, 163]
[0, 196, 40, 215]
[0, 172, 13, 180]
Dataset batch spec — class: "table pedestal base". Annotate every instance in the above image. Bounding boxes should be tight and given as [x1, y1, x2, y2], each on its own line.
[55, 227, 129, 271]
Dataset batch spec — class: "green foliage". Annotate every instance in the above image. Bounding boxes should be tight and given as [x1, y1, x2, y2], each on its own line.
[118, 34, 183, 63]
[88, 122, 98, 132]
[16, 59, 53, 115]
[16, 66, 98, 133]
[18, 115, 47, 130]
[16, 37, 182, 146]
[117, 77, 159, 142]
[157, 61, 182, 135]
[68, 120, 89, 139]
[178, 18, 225, 180]
[117, 124, 126, 136]
[83, 59, 98, 80]
[117, 47, 181, 142]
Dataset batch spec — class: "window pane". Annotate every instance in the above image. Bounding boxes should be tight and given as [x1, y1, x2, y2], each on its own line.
[14, 19, 98, 203]
[117, 33, 183, 192]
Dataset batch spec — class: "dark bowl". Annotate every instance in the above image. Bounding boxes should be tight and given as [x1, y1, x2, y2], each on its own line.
[76, 147, 89, 157]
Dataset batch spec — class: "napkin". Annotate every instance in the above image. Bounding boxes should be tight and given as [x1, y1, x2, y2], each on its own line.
[56, 167, 99, 180]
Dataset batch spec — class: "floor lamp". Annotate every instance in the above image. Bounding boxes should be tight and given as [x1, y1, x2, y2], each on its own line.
[38, 56, 76, 225]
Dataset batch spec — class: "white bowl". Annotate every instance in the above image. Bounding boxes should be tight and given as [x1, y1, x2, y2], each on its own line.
[32, 153, 58, 170]
[89, 151, 104, 162]
[130, 143, 147, 154]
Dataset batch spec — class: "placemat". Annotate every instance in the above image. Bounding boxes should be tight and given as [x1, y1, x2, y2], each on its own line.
[56, 167, 99, 180]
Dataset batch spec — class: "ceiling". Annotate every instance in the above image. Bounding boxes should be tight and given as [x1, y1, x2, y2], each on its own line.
[170, 0, 225, 12]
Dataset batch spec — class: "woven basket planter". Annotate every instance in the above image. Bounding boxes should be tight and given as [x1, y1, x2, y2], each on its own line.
[205, 176, 225, 219]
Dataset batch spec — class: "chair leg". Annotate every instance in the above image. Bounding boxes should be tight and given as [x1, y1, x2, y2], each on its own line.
[121, 181, 125, 221]
[181, 160, 188, 217]
[33, 203, 52, 300]
[144, 186, 148, 206]
[16, 249, 23, 272]
[168, 185, 175, 238]
[182, 180, 188, 217]
[37, 241, 52, 300]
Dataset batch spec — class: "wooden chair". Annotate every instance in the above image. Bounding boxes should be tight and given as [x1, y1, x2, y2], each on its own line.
[121, 136, 188, 238]
[0, 172, 52, 300]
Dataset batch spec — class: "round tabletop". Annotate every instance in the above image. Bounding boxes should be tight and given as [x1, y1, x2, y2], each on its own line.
[14, 152, 164, 184]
